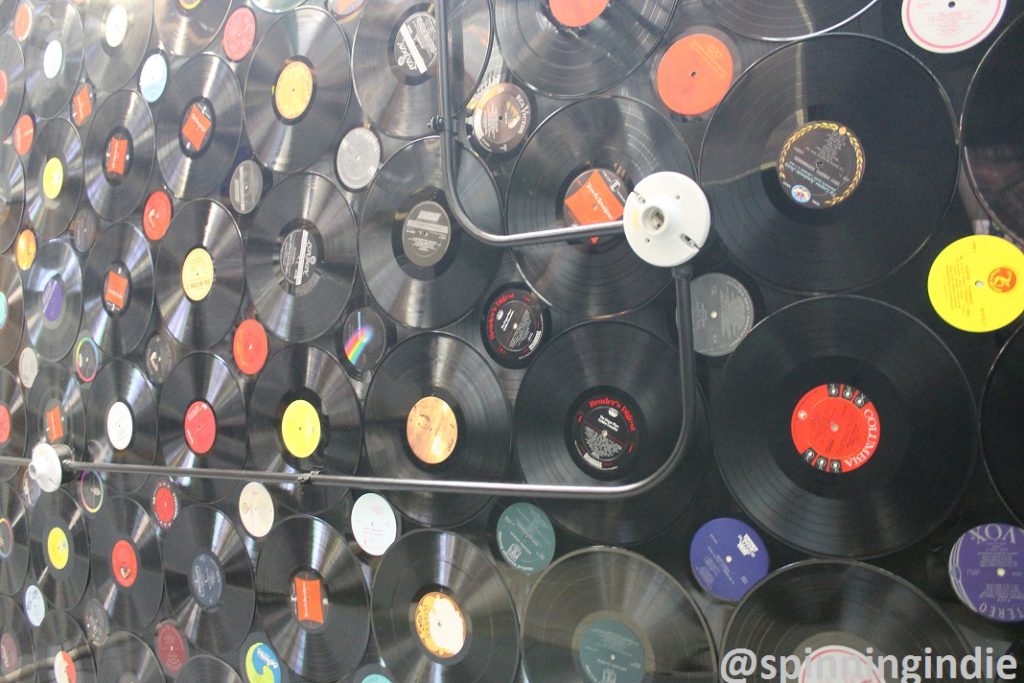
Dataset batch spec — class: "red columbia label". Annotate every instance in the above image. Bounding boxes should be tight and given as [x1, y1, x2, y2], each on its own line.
[183, 400, 216, 455]
[155, 621, 188, 674]
[111, 539, 138, 589]
[791, 383, 881, 473]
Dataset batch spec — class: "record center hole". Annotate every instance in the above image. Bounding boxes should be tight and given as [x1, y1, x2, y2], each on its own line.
[998, 567, 1006, 577]
[690, 71, 697, 78]
[948, 1, 956, 7]
[831, 422, 840, 432]
[725, 555, 733, 563]
[976, 280, 985, 288]
[710, 310, 719, 319]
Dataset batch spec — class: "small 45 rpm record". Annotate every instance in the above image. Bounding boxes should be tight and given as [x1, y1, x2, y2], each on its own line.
[256, 515, 369, 681]
[177, 655, 243, 683]
[982, 325, 1024, 523]
[163, 505, 254, 654]
[245, 173, 357, 342]
[82, 223, 154, 356]
[83, 0, 153, 91]
[372, 529, 519, 683]
[495, 0, 673, 98]
[364, 333, 511, 528]
[507, 97, 694, 318]
[24, 240, 83, 361]
[27, 362, 85, 454]
[704, 0, 876, 40]
[154, 0, 229, 57]
[0, 259, 25, 366]
[0, 146, 26, 253]
[249, 346, 362, 514]
[29, 488, 90, 609]
[96, 631, 163, 683]
[359, 136, 503, 330]
[158, 352, 247, 504]
[0, 595, 33, 680]
[244, 7, 352, 173]
[88, 496, 162, 631]
[963, 14, 1024, 240]
[352, 0, 491, 139]
[713, 296, 977, 558]
[522, 547, 715, 683]
[84, 90, 156, 221]
[154, 199, 245, 348]
[0, 482, 29, 594]
[723, 561, 969, 673]
[700, 34, 958, 294]
[156, 54, 242, 199]
[0, 36, 26, 141]
[25, 117, 84, 240]
[24, 1, 84, 120]
[35, 610, 96, 683]
[85, 360, 158, 495]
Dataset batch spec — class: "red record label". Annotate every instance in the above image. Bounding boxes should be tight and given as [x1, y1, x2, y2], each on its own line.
[0, 70, 8, 108]
[791, 383, 881, 473]
[103, 269, 129, 311]
[143, 190, 172, 241]
[656, 34, 735, 117]
[151, 480, 178, 528]
[0, 404, 9, 445]
[183, 400, 216, 455]
[232, 319, 269, 375]
[222, 7, 256, 62]
[71, 85, 93, 127]
[13, 5, 31, 43]
[292, 574, 325, 627]
[180, 102, 213, 154]
[548, 0, 608, 28]
[105, 134, 129, 177]
[45, 404, 64, 443]
[155, 621, 188, 675]
[110, 539, 138, 589]
[13, 114, 33, 157]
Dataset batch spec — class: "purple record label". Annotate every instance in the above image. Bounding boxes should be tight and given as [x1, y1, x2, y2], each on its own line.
[689, 517, 769, 602]
[949, 523, 1024, 623]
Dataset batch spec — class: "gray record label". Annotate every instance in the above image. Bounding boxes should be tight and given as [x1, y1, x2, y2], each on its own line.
[230, 160, 263, 215]
[402, 201, 451, 268]
[144, 334, 175, 383]
[393, 12, 438, 76]
[690, 273, 754, 357]
[280, 228, 319, 286]
[336, 127, 381, 191]
[189, 551, 224, 609]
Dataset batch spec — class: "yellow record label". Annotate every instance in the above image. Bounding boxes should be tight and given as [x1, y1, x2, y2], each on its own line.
[178, 0, 203, 10]
[42, 157, 64, 200]
[281, 399, 321, 459]
[181, 248, 215, 302]
[47, 527, 69, 571]
[414, 592, 466, 659]
[274, 61, 314, 122]
[406, 396, 458, 465]
[16, 230, 36, 271]
[928, 235, 1024, 332]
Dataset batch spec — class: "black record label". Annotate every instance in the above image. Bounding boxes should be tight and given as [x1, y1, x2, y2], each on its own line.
[401, 201, 451, 268]
[470, 82, 532, 156]
[568, 390, 644, 474]
[481, 285, 549, 368]
[777, 121, 866, 209]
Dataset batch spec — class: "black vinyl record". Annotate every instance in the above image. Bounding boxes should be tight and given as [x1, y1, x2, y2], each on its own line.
[157, 352, 247, 504]
[0, 144, 26, 254]
[154, 199, 245, 348]
[514, 322, 684, 491]
[703, 0, 876, 40]
[0, 36, 24, 140]
[507, 96, 693, 317]
[84, 90, 156, 221]
[177, 655, 243, 683]
[495, 0, 674, 98]
[244, 7, 352, 172]
[522, 547, 715, 683]
[29, 488, 90, 609]
[0, 482, 29, 595]
[700, 34, 958, 294]
[25, 239, 82, 361]
[24, 1, 84, 120]
[96, 631, 163, 683]
[359, 136, 503, 330]
[34, 610, 96, 683]
[26, 117, 84, 239]
[154, 0, 229, 57]
[249, 345, 362, 515]
[82, 223, 154, 356]
[0, 595, 33, 680]
[84, 360, 158, 495]
[372, 529, 519, 683]
[0, 369, 26, 480]
[245, 173, 357, 342]
[163, 505, 255, 654]
[723, 561, 969, 671]
[981, 324, 1024, 524]
[88, 496, 162, 631]
[713, 296, 977, 558]
[364, 333, 511, 528]
[963, 14, 1024, 241]
[27, 361, 85, 454]
[0, 259, 24, 366]
[255, 515, 370, 681]
[83, 0, 153, 91]
[156, 54, 242, 199]
[352, 0, 491, 139]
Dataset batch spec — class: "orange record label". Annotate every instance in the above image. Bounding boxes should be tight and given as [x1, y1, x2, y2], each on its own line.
[143, 190, 172, 241]
[563, 169, 626, 227]
[13, 5, 31, 43]
[656, 33, 735, 117]
[548, 0, 609, 28]
[406, 396, 458, 465]
[45, 405, 64, 443]
[0, 70, 8, 108]
[103, 269, 129, 311]
[71, 85, 93, 127]
[181, 103, 213, 154]
[13, 114, 33, 157]
[111, 539, 138, 589]
[105, 135, 128, 177]
[232, 319, 269, 375]
[292, 575, 325, 626]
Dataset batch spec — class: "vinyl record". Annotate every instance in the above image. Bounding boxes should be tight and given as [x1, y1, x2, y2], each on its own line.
[154, 0, 229, 57]
[24, 1, 84, 120]
[0, 595, 33, 680]
[723, 561, 969, 671]
[0, 482, 29, 595]
[352, 0, 491, 139]
[244, 7, 352, 172]
[84, 360, 158, 495]
[24, 240, 82, 361]
[82, 223, 154, 356]
[364, 333, 511, 527]
[34, 610, 96, 683]
[88, 496, 162, 631]
[248, 345, 361, 514]
[963, 14, 1024, 241]
[256, 515, 370, 681]
[495, 0, 674, 98]
[245, 173, 357, 342]
[981, 324, 1024, 524]
[83, 0, 153, 91]
[0, 145, 27, 254]
[372, 529, 519, 683]
[700, 34, 958, 294]
[713, 296, 977, 558]
[96, 631, 163, 683]
[154, 199, 245, 348]
[84, 90, 156, 221]
[521, 548, 715, 683]
[157, 352, 247, 504]
[27, 361, 85, 454]
[163, 505, 255, 654]
[507, 97, 694, 317]
[177, 655, 243, 683]
[0, 369, 26, 482]
[29, 488, 89, 609]
[359, 136, 503, 330]
[156, 54, 242, 199]
[703, 0, 877, 40]
[25, 117, 84, 239]
[0, 36, 26, 147]
[0, 259, 24, 366]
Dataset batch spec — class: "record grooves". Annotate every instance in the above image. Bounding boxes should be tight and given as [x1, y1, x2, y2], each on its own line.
[25, 240, 83, 362]
[0, 144, 26, 254]
[25, 117, 84, 240]
[154, 0, 229, 57]
[27, 361, 85, 455]
[96, 631, 163, 683]
[0, 35, 24, 140]
[0, 259, 24, 366]
[24, 1, 84, 120]
[82, 223, 154, 356]
[0, 595, 33, 681]
[35, 609, 96, 683]
[703, 0, 878, 40]
[84, 90, 156, 221]
[83, 0, 154, 91]
[0, 482, 29, 595]
[29, 488, 89, 610]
